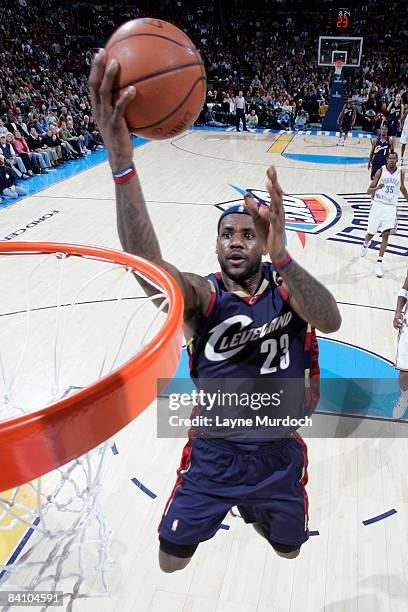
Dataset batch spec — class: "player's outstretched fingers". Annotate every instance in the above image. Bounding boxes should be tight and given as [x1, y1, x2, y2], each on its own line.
[244, 194, 260, 218]
[266, 166, 283, 194]
[99, 58, 119, 111]
[112, 87, 136, 123]
[244, 194, 270, 247]
[265, 166, 285, 227]
[89, 49, 107, 109]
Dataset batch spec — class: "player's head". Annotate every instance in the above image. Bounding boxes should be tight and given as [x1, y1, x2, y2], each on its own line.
[216, 205, 265, 282]
[395, 93, 401, 104]
[386, 151, 398, 170]
[380, 124, 388, 137]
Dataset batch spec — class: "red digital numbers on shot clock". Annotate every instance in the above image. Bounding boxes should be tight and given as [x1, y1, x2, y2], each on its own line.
[336, 8, 351, 30]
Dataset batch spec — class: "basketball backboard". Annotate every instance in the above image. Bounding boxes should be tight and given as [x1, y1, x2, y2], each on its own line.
[318, 36, 363, 67]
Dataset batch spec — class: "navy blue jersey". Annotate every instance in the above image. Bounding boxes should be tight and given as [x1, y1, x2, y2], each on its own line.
[388, 103, 402, 125]
[187, 262, 319, 441]
[372, 137, 391, 168]
[341, 106, 353, 127]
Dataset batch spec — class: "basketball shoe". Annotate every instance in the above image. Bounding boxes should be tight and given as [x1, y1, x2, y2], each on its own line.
[376, 262, 383, 277]
[360, 241, 369, 257]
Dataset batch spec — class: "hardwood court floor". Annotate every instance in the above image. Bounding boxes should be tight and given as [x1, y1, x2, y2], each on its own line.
[0, 129, 407, 612]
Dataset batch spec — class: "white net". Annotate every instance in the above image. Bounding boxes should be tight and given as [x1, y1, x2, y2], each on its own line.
[0, 249, 170, 610]
[334, 60, 345, 76]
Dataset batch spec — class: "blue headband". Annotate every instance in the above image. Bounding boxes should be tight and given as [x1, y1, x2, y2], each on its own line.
[217, 204, 251, 233]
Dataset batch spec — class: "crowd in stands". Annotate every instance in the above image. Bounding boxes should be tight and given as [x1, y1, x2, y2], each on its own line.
[0, 0, 407, 197]
[201, 0, 408, 130]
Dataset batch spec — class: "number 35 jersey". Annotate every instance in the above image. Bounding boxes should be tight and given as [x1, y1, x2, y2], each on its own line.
[373, 166, 401, 207]
[188, 262, 319, 401]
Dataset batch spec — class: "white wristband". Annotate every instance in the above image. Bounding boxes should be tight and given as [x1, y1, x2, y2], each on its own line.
[398, 289, 408, 300]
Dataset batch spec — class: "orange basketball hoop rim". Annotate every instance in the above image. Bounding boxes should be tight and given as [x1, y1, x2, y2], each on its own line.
[333, 59, 345, 74]
[0, 242, 184, 492]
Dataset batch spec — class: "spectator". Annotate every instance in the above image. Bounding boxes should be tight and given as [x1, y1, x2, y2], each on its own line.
[251, 74, 261, 89]
[41, 127, 64, 164]
[246, 109, 259, 129]
[6, 133, 35, 175]
[27, 127, 55, 169]
[205, 106, 227, 128]
[77, 117, 102, 151]
[36, 115, 48, 134]
[13, 130, 51, 173]
[66, 118, 89, 154]
[319, 99, 328, 120]
[5, 115, 29, 138]
[0, 155, 27, 199]
[294, 109, 309, 129]
[59, 121, 85, 156]
[0, 120, 8, 136]
[277, 110, 291, 130]
[84, 116, 103, 146]
[0, 134, 29, 179]
[54, 124, 79, 160]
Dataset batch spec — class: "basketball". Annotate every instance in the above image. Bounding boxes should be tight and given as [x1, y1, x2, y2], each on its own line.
[105, 18, 207, 140]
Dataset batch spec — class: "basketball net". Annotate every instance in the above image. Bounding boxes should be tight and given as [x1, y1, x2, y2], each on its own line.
[333, 59, 345, 76]
[0, 244, 182, 608]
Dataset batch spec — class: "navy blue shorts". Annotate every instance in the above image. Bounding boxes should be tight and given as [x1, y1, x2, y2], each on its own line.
[371, 164, 383, 180]
[158, 434, 309, 557]
[387, 123, 398, 137]
[340, 120, 352, 134]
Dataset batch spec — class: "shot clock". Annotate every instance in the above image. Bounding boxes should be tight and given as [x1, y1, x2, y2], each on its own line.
[335, 7, 352, 31]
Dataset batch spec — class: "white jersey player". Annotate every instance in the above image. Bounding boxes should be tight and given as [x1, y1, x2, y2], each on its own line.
[360, 152, 408, 277]
[393, 271, 408, 419]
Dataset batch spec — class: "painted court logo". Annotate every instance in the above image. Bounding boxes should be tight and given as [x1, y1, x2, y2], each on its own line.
[215, 185, 341, 246]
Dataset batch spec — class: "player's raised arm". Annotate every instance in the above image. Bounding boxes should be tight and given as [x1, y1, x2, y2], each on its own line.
[367, 168, 384, 195]
[89, 49, 211, 326]
[245, 167, 341, 334]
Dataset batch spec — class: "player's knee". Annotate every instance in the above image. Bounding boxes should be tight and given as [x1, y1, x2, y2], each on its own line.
[158, 549, 192, 573]
[270, 540, 301, 559]
[158, 537, 197, 573]
[275, 547, 301, 559]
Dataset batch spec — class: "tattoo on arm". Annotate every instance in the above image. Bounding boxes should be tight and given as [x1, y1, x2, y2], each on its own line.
[115, 178, 211, 323]
[280, 261, 341, 333]
[116, 179, 162, 262]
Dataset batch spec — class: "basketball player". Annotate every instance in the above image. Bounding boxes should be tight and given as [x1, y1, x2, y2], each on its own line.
[393, 271, 408, 419]
[400, 103, 408, 166]
[89, 49, 341, 572]
[360, 152, 408, 277]
[385, 93, 404, 150]
[337, 98, 356, 146]
[368, 125, 393, 179]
